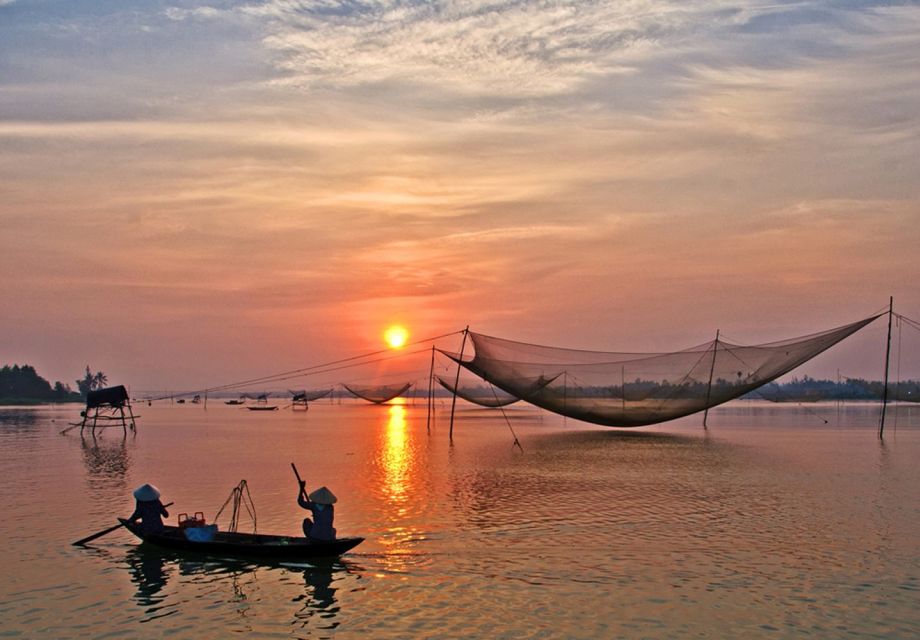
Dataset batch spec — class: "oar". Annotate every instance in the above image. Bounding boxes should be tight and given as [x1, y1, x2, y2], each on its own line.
[72, 502, 174, 546]
[291, 462, 307, 500]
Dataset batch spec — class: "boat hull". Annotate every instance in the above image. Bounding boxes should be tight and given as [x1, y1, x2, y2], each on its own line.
[119, 519, 363, 559]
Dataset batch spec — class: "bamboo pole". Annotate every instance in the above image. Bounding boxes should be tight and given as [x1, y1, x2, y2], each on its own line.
[448, 327, 470, 442]
[427, 346, 435, 435]
[702, 329, 720, 429]
[879, 296, 893, 439]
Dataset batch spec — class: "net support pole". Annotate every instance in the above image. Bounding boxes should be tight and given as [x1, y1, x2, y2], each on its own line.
[702, 329, 720, 429]
[563, 371, 568, 426]
[879, 296, 893, 439]
[427, 346, 435, 435]
[449, 327, 470, 442]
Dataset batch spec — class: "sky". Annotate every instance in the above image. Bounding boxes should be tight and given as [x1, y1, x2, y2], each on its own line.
[1, 0, 919, 392]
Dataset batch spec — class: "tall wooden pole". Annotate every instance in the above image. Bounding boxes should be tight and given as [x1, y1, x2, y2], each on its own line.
[702, 329, 720, 429]
[621, 365, 626, 413]
[879, 296, 893, 439]
[448, 327, 470, 442]
[426, 346, 435, 435]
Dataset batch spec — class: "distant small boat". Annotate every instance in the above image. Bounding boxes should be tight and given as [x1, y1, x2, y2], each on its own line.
[119, 519, 363, 559]
[176, 399, 186, 404]
[225, 399, 246, 405]
[247, 406, 279, 411]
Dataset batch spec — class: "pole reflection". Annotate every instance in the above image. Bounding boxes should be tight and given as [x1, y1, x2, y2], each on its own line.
[81, 432, 132, 505]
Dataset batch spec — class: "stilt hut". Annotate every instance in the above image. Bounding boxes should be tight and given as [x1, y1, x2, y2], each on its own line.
[79, 385, 137, 435]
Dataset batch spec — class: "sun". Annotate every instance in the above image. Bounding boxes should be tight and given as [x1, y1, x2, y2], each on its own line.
[384, 325, 409, 349]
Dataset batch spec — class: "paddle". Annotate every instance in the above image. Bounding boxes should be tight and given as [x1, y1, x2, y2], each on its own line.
[291, 462, 307, 500]
[72, 502, 174, 546]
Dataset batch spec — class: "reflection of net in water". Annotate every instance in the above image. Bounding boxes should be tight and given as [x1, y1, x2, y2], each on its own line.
[445, 315, 880, 427]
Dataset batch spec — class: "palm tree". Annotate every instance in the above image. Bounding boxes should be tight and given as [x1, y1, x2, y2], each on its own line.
[77, 366, 109, 397]
[92, 371, 108, 390]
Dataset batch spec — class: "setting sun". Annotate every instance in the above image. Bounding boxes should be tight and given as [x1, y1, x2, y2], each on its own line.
[384, 325, 409, 349]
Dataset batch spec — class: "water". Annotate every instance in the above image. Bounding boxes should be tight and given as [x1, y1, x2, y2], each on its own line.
[0, 401, 918, 638]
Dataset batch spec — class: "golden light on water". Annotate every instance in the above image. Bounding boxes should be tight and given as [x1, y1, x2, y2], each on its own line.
[376, 400, 422, 576]
[382, 402, 409, 507]
[384, 325, 409, 349]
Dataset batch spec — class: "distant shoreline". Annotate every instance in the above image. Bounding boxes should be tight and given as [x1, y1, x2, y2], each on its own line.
[0, 399, 84, 406]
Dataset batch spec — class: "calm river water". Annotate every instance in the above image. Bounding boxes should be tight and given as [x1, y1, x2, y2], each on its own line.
[0, 400, 918, 638]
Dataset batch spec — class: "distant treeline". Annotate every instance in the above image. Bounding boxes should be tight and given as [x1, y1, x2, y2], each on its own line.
[0, 364, 105, 404]
[446, 375, 920, 403]
[748, 376, 920, 403]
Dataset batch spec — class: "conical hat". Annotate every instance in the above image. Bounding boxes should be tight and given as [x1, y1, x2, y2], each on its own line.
[133, 483, 161, 501]
[308, 486, 337, 505]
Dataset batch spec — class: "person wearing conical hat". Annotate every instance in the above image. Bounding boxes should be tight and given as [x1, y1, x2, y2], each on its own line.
[128, 483, 169, 534]
[297, 482, 337, 541]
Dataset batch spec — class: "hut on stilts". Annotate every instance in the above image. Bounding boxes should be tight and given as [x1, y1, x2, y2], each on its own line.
[78, 385, 137, 435]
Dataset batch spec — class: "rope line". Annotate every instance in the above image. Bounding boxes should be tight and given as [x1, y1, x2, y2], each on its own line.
[146, 330, 464, 401]
[489, 382, 523, 451]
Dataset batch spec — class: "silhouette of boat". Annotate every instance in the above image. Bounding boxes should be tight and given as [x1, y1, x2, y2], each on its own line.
[119, 519, 363, 559]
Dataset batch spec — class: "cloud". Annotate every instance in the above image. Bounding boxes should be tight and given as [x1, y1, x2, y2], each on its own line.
[250, 1, 708, 96]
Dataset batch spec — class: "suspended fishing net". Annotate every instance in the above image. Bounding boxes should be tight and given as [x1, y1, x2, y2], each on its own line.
[435, 372, 559, 408]
[435, 375, 521, 407]
[342, 382, 413, 404]
[442, 315, 881, 427]
[290, 388, 334, 401]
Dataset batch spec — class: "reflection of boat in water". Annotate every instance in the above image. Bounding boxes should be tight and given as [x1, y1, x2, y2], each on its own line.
[119, 519, 363, 559]
[247, 406, 279, 411]
[123, 544, 356, 626]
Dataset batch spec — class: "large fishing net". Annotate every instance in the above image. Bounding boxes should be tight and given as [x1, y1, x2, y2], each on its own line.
[442, 315, 880, 427]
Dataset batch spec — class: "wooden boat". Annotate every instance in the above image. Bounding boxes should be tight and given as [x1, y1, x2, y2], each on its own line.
[247, 405, 279, 411]
[119, 519, 364, 559]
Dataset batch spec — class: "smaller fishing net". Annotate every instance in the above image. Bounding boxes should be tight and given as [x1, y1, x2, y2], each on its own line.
[435, 375, 521, 407]
[342, 382, 413, 404]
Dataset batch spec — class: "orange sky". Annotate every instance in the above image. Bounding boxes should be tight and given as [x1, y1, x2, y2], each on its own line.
[1, 1, 918, 391]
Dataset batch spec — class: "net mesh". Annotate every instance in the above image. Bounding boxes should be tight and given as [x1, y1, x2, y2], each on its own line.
[443, 315, 880, 427]
[297, 388, 333, 401]
[435, 375, 521, 407]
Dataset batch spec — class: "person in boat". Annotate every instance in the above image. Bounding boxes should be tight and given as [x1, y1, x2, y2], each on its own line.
[128, 483, 169, 534]
[297, 483, 337, 541]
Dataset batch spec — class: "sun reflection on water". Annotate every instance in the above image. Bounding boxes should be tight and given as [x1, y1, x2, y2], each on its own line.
[382, 402, 410, 514]
[375, 400, 427, 575]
